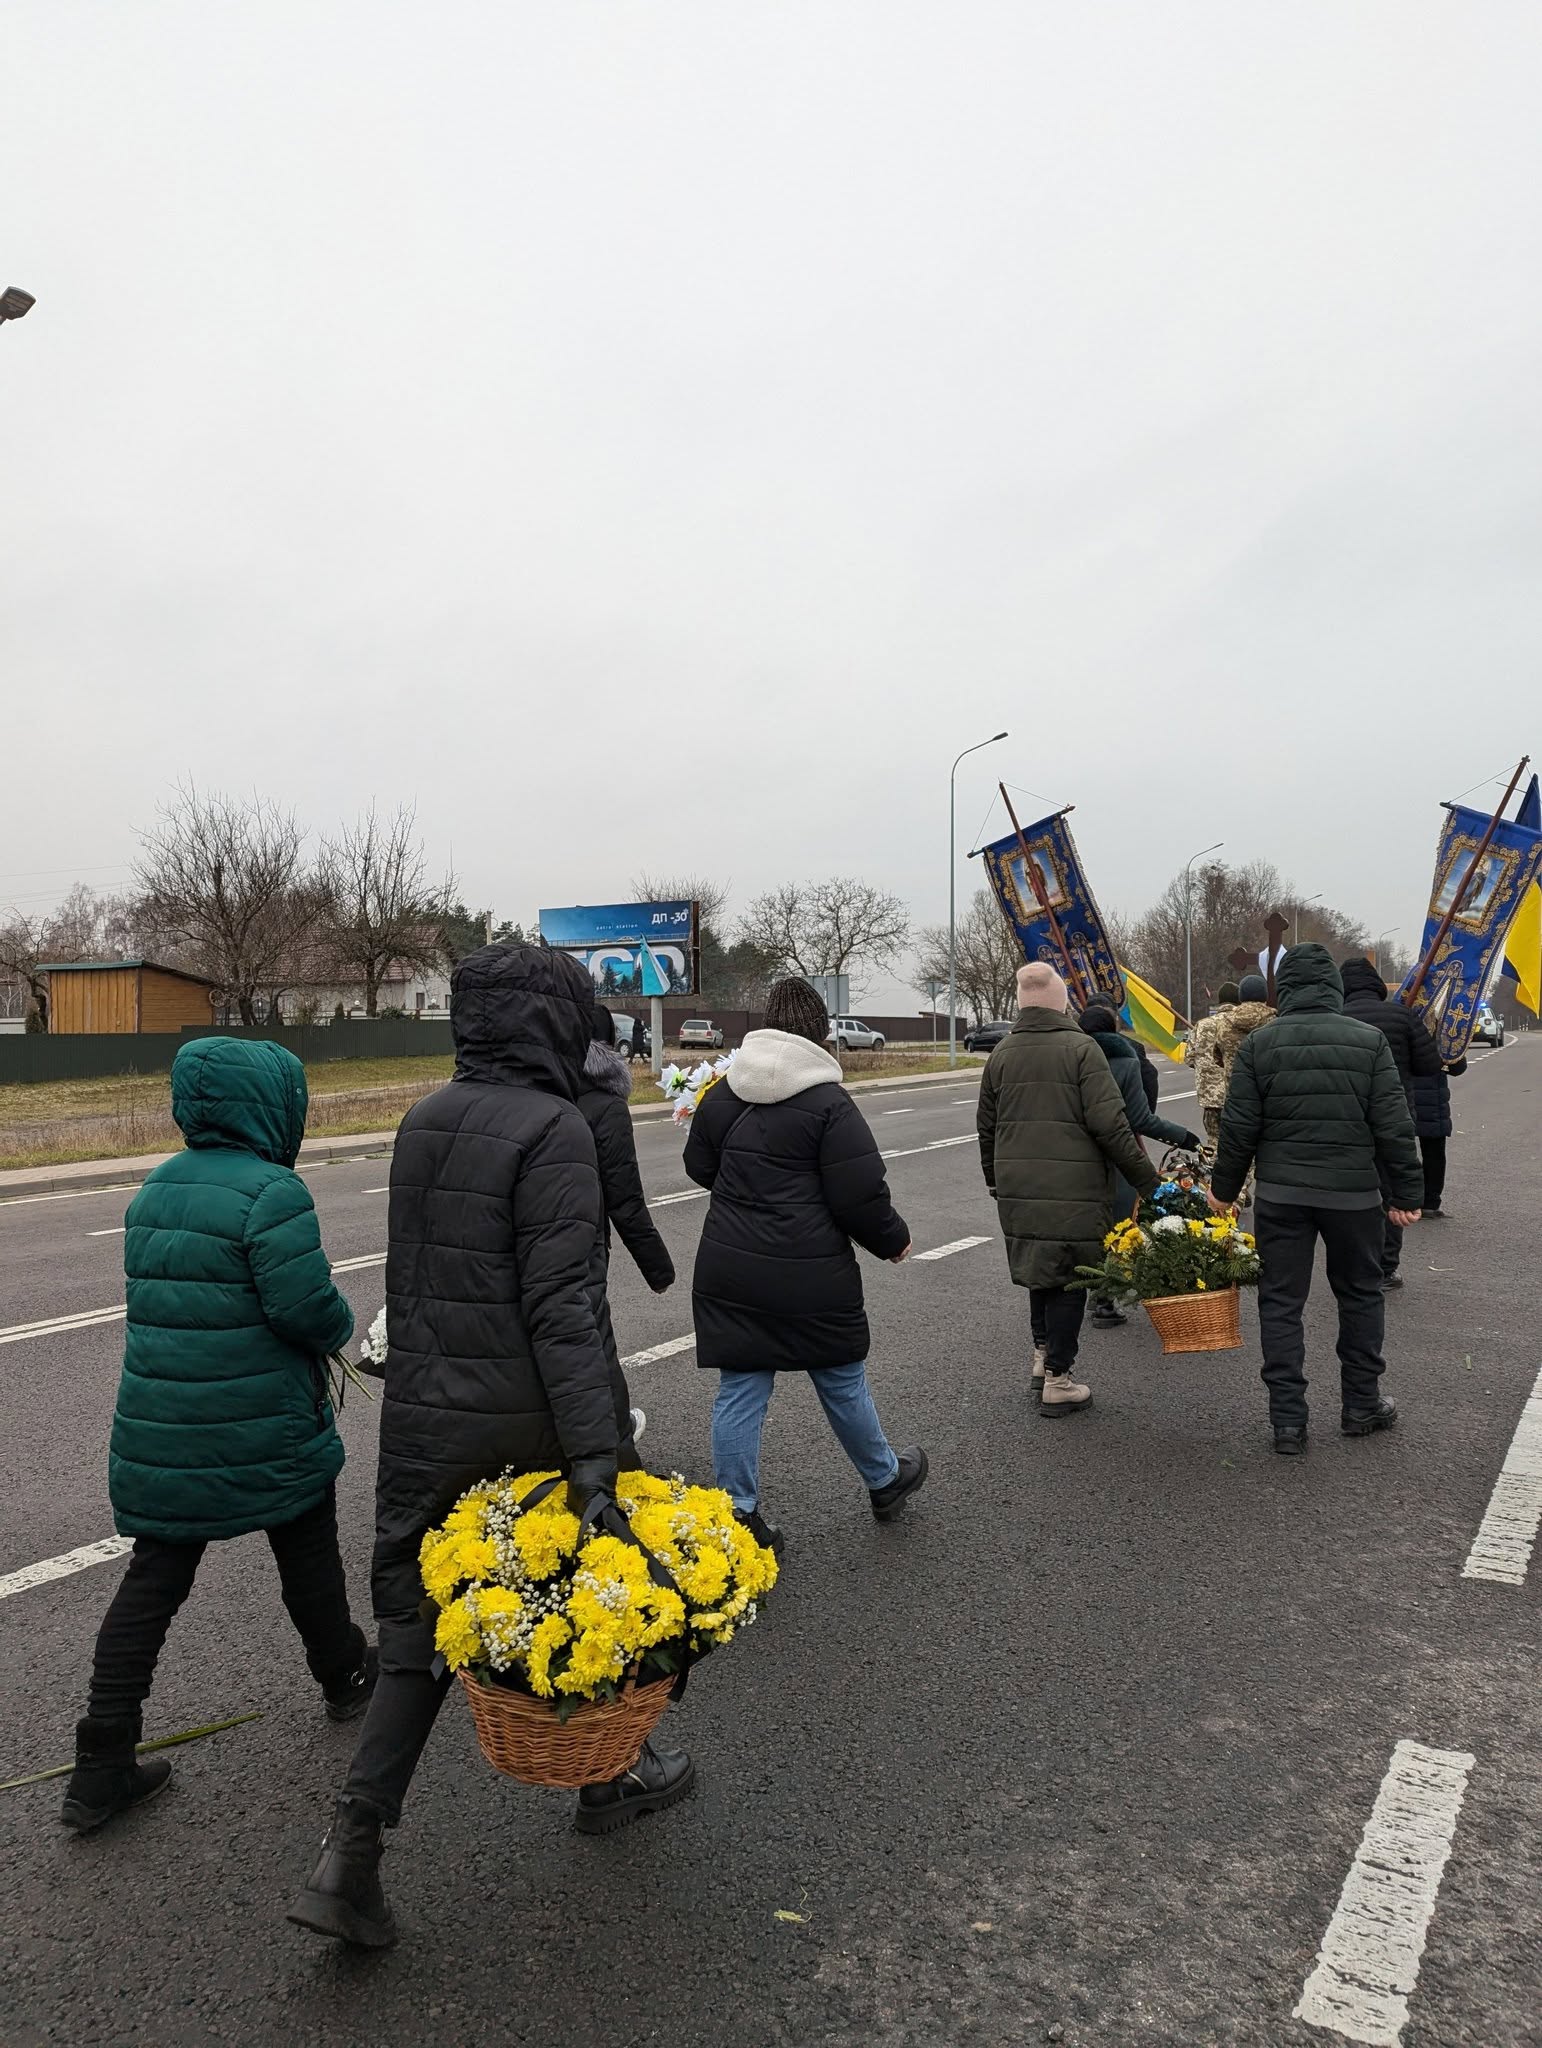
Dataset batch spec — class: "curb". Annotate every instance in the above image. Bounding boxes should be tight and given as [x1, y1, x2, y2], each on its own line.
[0, 1062, 983, 1202]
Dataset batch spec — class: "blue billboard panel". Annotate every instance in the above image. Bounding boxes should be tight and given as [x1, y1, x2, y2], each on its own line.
[538, 900, 697, 997]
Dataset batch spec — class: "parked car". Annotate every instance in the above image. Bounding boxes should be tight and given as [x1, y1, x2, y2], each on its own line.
[963, 1018, 1014, 1053]
[1472, 1005, 1506, 1048]
[678, 1018, 725, 1050]
[826, 1016, 886, 1052]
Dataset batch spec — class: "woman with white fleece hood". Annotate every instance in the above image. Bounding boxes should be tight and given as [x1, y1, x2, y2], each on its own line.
[683, 978, 927, 1548]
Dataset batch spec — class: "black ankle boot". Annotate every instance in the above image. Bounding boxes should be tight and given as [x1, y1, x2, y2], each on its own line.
[574, 1741, 696, 1836]
[870, 1446, 929, 1520]
[60, 1716, 173, 1835]
[733, 1507, 785, 1558]
[323, 1635, 380, 1723]
[288, 1797, 396, 1948]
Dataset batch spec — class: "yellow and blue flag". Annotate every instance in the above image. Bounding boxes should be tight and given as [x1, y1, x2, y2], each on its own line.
[1499, 774, 1541, 1016]
[1119, 966, 1188, 1064]
[1402, 785, 1542, 1057]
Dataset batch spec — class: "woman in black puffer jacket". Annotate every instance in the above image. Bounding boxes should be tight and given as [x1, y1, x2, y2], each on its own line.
[684, 978, 926, 1543]
[1408, 1054, 1465, 1217]
[576, 1007, 676, 1459]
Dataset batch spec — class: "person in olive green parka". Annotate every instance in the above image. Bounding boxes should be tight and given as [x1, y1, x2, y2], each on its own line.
[62, 1037, 375, 1837]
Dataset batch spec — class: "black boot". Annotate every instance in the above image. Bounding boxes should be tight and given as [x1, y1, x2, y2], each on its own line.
[734, 1507, 785, 1558]
[323, 1637, 380, 1724]
[60, 1716, 173, 1835]
[870, 1446, 929, 1520]
[575, 1741, 696, 1837]
[1342, 1397, 1398, 1437]
[1272, 1426, 1308, 1457]
[288, 1797, 396, 1948]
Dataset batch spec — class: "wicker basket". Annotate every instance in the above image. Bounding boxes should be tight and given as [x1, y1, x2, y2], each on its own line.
[1142, 1286, 1243, 1354]
[457, 1668, 675, 1789]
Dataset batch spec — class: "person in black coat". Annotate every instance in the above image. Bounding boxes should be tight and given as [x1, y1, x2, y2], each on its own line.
[578, 1006, 676, 1459]
[292, 947, 693, 1950]
[1339, 957, 1441, 1285]
[683, 978, 926, 1543]
[1408, 1054, 1465, 1217]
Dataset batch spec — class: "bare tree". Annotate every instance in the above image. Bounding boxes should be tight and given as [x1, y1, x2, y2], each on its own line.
[134, 784, 325, 1025]
[0, 884, 121, 1029]
[630, 872, 730, 936]
[320, 803, 453, 1017]
[911, 889, 1023, 1024]
[738, 877, 910, 997]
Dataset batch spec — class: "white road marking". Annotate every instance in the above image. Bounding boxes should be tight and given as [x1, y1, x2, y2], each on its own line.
[0, 1304, 127, 1346]
[0, 1536, 134, 1601]
[648, 1190, 707, 1208]
[88, 1226, 126, 1237]
[883, 1108, 916, 1116]
[0, 1181, 141, 1211]
[362, 1186, 390, 1195]
[620, 1333, 696, 1367]
[1461, 1365, 1542, 1586]
[329, 1252, 388, 1274]
[882, 1134, 975, 1161]
[913, 1235, 992, 1261]
[1294, 1739, 1474, 2047]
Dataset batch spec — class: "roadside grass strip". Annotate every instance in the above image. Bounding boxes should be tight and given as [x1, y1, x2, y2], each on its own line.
[1294, 1740, 1474, 2048]
[1461, 1364, 1542, 1586]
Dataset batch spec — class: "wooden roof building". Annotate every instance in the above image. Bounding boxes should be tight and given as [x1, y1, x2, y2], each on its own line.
[42, 959, 219, 1035]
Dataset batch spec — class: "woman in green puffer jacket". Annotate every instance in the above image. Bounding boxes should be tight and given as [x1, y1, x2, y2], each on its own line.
[62, 1037, 375, 1837]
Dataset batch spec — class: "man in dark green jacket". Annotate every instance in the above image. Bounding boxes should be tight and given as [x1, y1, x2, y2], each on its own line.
[62, 1037, 374, 1835]
[979, 963, 1160, 1414]
[1211, 945, 1423, 1454]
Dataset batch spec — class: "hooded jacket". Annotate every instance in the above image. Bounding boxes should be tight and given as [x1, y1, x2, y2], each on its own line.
[575, 1040, 675, 1293]
[1086, 1028, 1198, 1214]
[1186, 1005, 1234, 1111]
[1212, 945, 1423, 1209]
[1338, 958, 1443, 1097]
[978, 1008, 1161, 1289]
[683, 1029, 908, 1371]
[1409, 1056, 1465, 1139]
[109, 1037, 354, 1543]
[372, 945, 618, 1658]
[1216, 1000, 1275, 1082]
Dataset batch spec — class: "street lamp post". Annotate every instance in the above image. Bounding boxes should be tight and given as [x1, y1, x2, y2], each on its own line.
[1375, 926, 1399, 970]
[949, 731, 1008, 1067]
[1183, 842, 1225, 1028]
[1294, 893, 1323, 946]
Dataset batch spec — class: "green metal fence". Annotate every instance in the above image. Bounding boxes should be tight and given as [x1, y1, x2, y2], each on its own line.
[0, 1020, 456, 1086]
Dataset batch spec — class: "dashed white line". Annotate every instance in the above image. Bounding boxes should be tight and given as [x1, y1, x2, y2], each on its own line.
[0, 1181, 141, 1211]
[619, 1333, 696, 1367]
[883, 1108, 916, 1116]
[0, 1304, 127, 1346]
[913, 1235, 992, 1261]
[648, 1190, 707, 1208]
[88, 1226, 126, 1237]
[0, 1536, 134, 1601]
[362, 1186, 390, 1195]
[328, 1252, 388, 1274]
[1294, 1739, 1474, 2047]
[882, 1134, 975, 1162]
[1461, 1365, 1542, 1586]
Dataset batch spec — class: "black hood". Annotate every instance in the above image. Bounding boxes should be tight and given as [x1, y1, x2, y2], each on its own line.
[1275, 943, 1344, 1016]
[1089, 1029, 1138, 1067]
[450, 944, 593, 1096]
[1338, 957, 1389, 1003]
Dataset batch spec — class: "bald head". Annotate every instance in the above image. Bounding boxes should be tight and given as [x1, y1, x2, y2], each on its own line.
[1016, 962, 1069, 1012]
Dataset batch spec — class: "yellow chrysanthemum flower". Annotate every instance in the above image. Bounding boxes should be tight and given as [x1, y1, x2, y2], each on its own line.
[525, 1614, 571, 1697]
[434, 1595, 482, 1672]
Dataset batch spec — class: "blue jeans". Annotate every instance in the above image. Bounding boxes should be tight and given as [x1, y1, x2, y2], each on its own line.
[712, 1364, 900, 1511]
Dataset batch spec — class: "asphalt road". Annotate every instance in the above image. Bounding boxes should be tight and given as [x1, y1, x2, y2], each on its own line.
[1, 1048, 1537, 2048]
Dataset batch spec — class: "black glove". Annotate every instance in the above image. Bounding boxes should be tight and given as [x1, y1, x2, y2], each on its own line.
[566, 1455, 618, 1518]
[1179, 1131, 1202, 1152]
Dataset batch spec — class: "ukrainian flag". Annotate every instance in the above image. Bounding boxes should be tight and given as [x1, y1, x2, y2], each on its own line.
[1119, 965, 1188, 1063]
[1500, 773, 1541, 1015]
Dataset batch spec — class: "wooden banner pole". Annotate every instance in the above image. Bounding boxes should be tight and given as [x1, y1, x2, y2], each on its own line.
[997, 783, 1091, 1009]
[1403, 754, 1530, 1008]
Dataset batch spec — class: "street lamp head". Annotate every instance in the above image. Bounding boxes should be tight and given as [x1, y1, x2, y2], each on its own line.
[992, 730, 1008, 741]
[0, 287, 36, 322]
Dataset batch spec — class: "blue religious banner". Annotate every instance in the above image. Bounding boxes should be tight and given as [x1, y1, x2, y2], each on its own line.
[1400, 794, 1542, 1060]
[977, 809, 1124, 1011]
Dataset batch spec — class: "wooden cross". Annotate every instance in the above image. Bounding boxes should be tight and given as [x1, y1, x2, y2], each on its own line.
[1263, 912, 1289, 1004]
[1227, 946, 1253, 976]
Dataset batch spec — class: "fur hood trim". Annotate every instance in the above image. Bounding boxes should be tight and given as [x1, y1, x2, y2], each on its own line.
[583, 1039, 633, 1099]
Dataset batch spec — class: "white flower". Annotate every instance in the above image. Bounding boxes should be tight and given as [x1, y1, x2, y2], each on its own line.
[1151, 1216, 1187, 1236]
[359, 1305, 389, 1366]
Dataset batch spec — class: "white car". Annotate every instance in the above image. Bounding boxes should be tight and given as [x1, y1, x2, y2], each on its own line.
[678, 1019, 725, 1050]
[1472, 1006, 1505, 1048]
[827, 1016, 886, 1052]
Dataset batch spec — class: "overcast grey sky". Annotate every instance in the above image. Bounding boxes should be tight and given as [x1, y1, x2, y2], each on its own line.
[5, 2, 1538, 1005]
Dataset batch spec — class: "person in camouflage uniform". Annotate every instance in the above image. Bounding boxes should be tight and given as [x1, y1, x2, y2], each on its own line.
[1186, 981, 1239, 1151]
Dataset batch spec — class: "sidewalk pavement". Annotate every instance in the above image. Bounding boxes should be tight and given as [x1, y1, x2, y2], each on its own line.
[0, 1061, 984, 1202]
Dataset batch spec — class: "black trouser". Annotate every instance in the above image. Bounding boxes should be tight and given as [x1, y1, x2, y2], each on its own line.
[341, 1664, 453, 1827]
[86, 1485, 359, 1724]
[1420, 1135, 1447, 1210]
[1028, 1286, 1086, 1373]
[1254, 1201, 1386, 1428]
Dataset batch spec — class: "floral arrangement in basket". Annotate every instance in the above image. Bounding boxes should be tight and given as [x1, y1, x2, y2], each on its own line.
[660, 1051, 735, 1126]
[420, 1467, 778, 1711]
[1076, 1172, 1260, 1355]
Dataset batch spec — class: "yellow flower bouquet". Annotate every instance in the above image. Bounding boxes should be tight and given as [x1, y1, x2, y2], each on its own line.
[1076, 1213, 1260, 1355]
[419, 1468, 779, 1787]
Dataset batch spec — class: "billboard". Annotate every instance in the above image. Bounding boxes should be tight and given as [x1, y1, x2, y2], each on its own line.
[538, 900, 699, 997]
